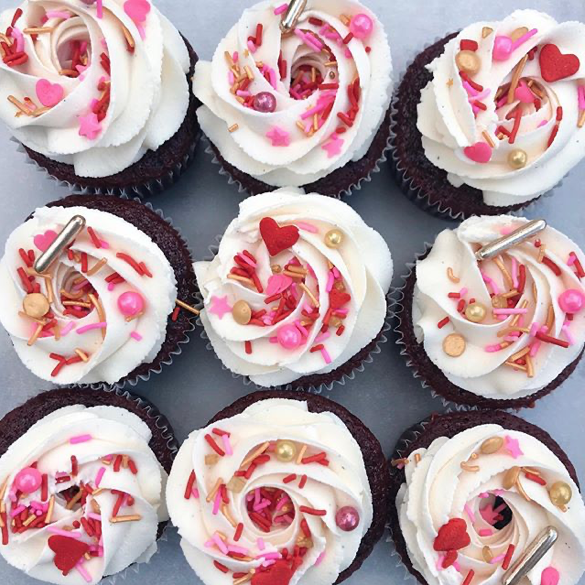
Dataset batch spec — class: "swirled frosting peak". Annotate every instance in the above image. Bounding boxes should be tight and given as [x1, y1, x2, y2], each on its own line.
[413, 215, 585, 401]
[0, 205, 177, 384]
[194, 189, 393, 388]
[396, 424, 585, 585]
[417, 10, 585, 207]
[193, 0, 392, 187]
[0, 404, 169, 585]
[0, 0, 190, 178]
[167, 398, 373, 585]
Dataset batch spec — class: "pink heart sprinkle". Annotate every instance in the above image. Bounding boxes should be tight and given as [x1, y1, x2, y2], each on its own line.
[541, 567, 560, 585]
[36, 79, 64, 107]
[266, 274, 293, 296]
[124, 0, 150, 23]
[464, 141, 493, 164]
[33, 230, 58, 252]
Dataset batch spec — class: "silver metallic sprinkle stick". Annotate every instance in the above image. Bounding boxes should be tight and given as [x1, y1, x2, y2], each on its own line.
[279, 0, 308, 34]
[33, 215, 86, 274]
[475, 219, 547, 262]
[502, 526, 558, 585]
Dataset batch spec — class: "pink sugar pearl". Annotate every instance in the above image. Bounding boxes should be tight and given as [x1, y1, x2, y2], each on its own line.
[335, 506, 360, 531]
[277, 324, 302, 350]
[117, 291, 145, 317]
[559, 289, 585, 314]
[349, 13, 374, 40]
[14, 467, 42, 494]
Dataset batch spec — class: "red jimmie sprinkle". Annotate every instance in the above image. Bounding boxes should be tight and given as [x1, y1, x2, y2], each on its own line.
[298, 474, 307, 489]
[524, 472, 547, 486]
[71, 455, 78, 477]
[460, 39, 479, 51]
[41, 474, 48, 502]
[234, 522, 244, 542]
[17, 267, 33, 293]
[300, 519, 311, 537]
[19, 248, 32, 267]
[462, 570, 475, 585]
[112, 492, 125, 517]
[438, 317, 450, 329]
[502, 544, 515, 570]
[171, 307, 180, 322]
[81, 252, 88, 274]
[245, 341, 253, 355]
[536, 332, 570, 349]
[116, 253, 144, 275]
[299, 506, 326, 517]
[128, 459, 138, 475]
[205, 434, 226, 456]
[87, 227, 102, 248]
[283, 474, 297, 484]
[301, 452, 327, 464]
[517, 264, 526, 294]
[214, 561, 229, 574]
[542, 257, 562, 276]
[113, 455, 123, 472]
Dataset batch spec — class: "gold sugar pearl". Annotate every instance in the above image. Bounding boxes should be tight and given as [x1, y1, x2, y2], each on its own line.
[325, 229, 344, 249]
[480, 437, 504, 455]
[330, 316, 342, 328]
[482, 546, 494, 563]
[465, 302, 487, 323]
[205, 454, 220, 466]
[491, 295, 508, 309]
[456, 50, 481, 75]
[508, 149, 528, 170]
[510, 27, 529, 41]
[503, 466, 521, 490]
[23, 293, 50, 319]
[443, 333, 467, 357]
[549, 481, 572, 509]
[272, 264, 282, 274]
[275, 440, 297, 463]
[232, 300, 252, 325]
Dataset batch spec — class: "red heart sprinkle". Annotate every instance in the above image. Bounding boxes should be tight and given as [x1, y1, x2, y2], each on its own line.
[329, 289, 351, 310]
[252, 560, 295, 585]
[433, 518, 471, 552]
[259, 217, 300, 257]
[48, 536, 90, 576]
[539, 44, 580, 83]
[443, 550, 459, 569]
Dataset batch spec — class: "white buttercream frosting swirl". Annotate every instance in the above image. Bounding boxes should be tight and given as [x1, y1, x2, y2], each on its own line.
[194, 189, 393, 388]
[0, 205, 177, 385]
[0, 0, 190, 178]
[167, 398, 373, 585]
[193, 0, 392, 188]
[413, 215, 585, 401]
[417, 10, 585, 207]
[0, 403, 169, 585]
[396, 424, 585, 585]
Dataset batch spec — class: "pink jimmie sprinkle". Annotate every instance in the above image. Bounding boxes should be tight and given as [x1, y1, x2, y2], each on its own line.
[237, 253, 256, 268]
[269, 336, 278, 343]
[436, 555, 445, 571]
[212, 489, 222, 516]
[95, 467, 106, 488]
[45, 10, 71, 19]
[579, 86, 585, 110]
[257, 537, 265, 551]
[70, 434, 92, 444]
[479, 492, 490, 498]
[10, 505, 25, 518]
[192, 487, 200, 499]
[247, 40, 257, 53]
[274, 3, 288, 15]
[295, 221, 318, 233]
[47, 527, 82, 538]
[479, 529, 494, 537]
[562, 322, 575, 345]
[490, 554, 506, 565]
[60, 322, 75, 336]
[130, 331, 142, 341]
[257, 552, 281, 560]
[326, 271, 335, 293]
[295, 320, 309, 337]
[232, 51, 239, 63]
[314, 331, 331, 344]
[320, 347, 332, 364]
[529, 341, 542, 358]
[87, 513, 101, 522]
[464, 504, 476, 523]
[481, 272, 500, 295]
[511, 258, 519, 289]
[96, 0, 103, 18]
[76, 322, 107, 334]
[315, 552, 326, 566]
[76, 563, 92, 583]
[229, 545, 250, 555]
[568, 253, 577, 266]
[263, 560, 276, 568]
[212, 533, 228, 554]
[459, 287, 468, 297]
[529, 322, 541, 337]
[228, 71, 235, 85]
[221, 434, 233, 456]
[11, 27, 24, 52]
[485, 344, 505, 352]
[493, 308, 528, 315]
[294, 28, 323, 52]
[99, 240, 110, 249]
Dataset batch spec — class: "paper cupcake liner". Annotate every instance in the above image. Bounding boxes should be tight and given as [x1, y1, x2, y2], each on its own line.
[56, 197, 200, 393]
[387, 36, 558, 222]
[202, 106, 393, 199]
[14, 131, 200, 200]
[195, 237, 392, 395]
[99, 386, 178, 584]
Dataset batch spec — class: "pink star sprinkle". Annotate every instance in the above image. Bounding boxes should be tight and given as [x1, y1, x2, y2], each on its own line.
[504, 435, 524, 459]
[78, 113, 102, 140]
[322, 134, 344, 158]
[266, 126, 290, 147]
[209, 295, 232, 319]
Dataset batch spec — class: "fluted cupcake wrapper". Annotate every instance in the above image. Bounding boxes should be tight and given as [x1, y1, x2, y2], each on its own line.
[388, 36, 558, 221]
[196, 237, 392, 395]
[202, 105, 393, 200]
[14, 134, 200, 201]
